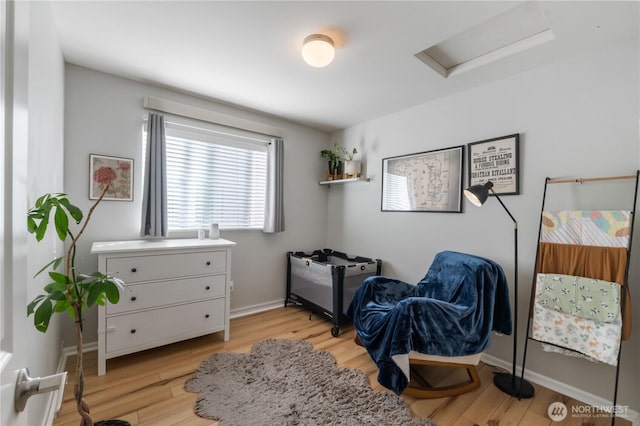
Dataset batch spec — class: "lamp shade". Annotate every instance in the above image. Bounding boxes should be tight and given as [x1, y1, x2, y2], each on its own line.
[301, 34, 335, 67]
[464, 181, 494, 207]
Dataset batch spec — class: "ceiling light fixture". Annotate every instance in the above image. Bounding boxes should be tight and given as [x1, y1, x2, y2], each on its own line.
[301, 34, 335, 68]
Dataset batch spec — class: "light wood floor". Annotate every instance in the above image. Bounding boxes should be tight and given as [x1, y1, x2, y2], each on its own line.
[54, 307, 629, 426]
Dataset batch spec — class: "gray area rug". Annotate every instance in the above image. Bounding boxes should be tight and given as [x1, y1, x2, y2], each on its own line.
[185, 338, 436, 425]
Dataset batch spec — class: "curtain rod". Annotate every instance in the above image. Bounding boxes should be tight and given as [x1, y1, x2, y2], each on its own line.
[547, 173, 638, 184]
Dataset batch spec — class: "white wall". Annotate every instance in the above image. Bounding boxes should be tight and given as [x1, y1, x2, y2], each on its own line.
[1, 1, 65, 424]
[27, 2, 66, 423]
[63, 65, 330, 345]
[328, 39, 639, 410]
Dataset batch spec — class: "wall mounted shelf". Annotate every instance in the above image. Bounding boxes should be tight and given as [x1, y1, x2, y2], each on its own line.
[318, 177, 370, 186]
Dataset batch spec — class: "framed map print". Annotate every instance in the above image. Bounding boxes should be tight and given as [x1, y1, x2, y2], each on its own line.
[381, 145, 464, 213]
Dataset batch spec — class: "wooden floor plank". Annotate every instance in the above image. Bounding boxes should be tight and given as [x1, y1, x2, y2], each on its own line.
[54, 307, 630, 426]
[452, 374, 511, 425]
[487, 388, 536, 425]
[136, 392, 199, 424]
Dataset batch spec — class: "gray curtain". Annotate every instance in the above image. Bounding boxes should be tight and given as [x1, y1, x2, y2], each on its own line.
[263, 138, 285, 233]
[140, 112, 168, 237]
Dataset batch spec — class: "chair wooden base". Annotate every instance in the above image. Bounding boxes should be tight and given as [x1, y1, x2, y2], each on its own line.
[353, 333, 481, 399]
[403, 358, 481, 398]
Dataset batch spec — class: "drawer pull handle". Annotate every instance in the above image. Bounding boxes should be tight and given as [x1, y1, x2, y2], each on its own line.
[205, 314, 210, 319]
[130, 296, 137, 301]
[206, 261, 211, 266]
[131, 268, 137, 273]
[130, 329, 136, 334]
[205, 286, 211, 290]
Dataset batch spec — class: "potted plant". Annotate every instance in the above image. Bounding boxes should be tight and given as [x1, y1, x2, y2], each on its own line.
[26, 183, 127, 426]
[320, 142, 343, 179]
[342, 147, 361, 178]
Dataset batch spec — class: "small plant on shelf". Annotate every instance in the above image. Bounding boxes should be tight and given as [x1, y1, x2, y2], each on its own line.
[342, 146, 361, 179]
[343, 147, 357, 161]
[321, 143, 359, 180]
[321, 142, 343, 179]
[321, 142, 341, 176]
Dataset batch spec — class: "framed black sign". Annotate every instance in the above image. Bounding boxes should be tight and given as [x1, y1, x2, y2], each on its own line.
[468, 134, 520, 195]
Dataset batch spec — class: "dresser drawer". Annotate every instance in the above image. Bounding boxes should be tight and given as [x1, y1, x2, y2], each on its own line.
[106, 250, 227, 283]
[107, 275, 226, 315]
[105, 299, 225, 354]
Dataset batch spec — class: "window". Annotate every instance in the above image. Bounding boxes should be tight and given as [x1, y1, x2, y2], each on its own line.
[144, 122, 268, 230]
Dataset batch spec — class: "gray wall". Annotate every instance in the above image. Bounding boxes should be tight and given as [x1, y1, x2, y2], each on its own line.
[327, 39, 639, 410]
[63, 65, 330, 345]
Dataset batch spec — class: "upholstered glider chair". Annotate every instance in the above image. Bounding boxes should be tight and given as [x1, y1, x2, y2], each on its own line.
[347, 251, 512, 398]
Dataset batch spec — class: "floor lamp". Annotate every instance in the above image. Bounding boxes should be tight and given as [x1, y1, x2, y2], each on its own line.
[464, 181, 535, 399]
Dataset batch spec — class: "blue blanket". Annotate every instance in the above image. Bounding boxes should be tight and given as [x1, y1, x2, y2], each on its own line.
[346, 251, 512, 394]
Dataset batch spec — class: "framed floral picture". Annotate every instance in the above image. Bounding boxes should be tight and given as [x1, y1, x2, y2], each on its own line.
[89, 154, 134, 201]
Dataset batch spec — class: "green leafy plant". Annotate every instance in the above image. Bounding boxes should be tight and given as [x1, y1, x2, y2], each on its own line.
[27, 185, 124, 426]
[343, 147, 358, 162]
[320, 143, 342, 172]
[320, 142, 357, 171]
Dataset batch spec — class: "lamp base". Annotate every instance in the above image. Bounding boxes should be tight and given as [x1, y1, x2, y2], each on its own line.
[493, 372, 535, 399]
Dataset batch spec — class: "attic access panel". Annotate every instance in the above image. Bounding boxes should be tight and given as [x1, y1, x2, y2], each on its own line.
[416, 1, 554, 78]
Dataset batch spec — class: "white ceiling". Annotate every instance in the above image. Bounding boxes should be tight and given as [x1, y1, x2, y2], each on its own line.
[50, 1, 639, 132]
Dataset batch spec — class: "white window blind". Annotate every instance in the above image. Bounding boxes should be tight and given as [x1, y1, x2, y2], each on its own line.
[144, 122, 268, 230]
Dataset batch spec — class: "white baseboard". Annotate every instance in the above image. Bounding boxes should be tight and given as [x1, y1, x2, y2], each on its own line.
[230, 299, 285, 319]
[61, 341, 98, 357]
[481, 353, 639, 425]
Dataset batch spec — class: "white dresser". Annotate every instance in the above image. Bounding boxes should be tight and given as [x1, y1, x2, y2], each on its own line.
[91, 238, 236, 376]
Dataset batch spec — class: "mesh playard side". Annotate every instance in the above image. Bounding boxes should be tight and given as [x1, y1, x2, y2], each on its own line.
[286, 249, 382, 337]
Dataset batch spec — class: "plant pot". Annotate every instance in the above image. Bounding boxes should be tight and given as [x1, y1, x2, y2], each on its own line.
[327, 161, 343, 180]
[344, 160, 361, 178]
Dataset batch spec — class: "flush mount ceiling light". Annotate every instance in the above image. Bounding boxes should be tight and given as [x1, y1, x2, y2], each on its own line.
[301, 34, 335, 68]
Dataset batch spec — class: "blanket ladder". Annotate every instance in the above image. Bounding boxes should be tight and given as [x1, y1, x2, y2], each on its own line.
[520, 171, 639, 425]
